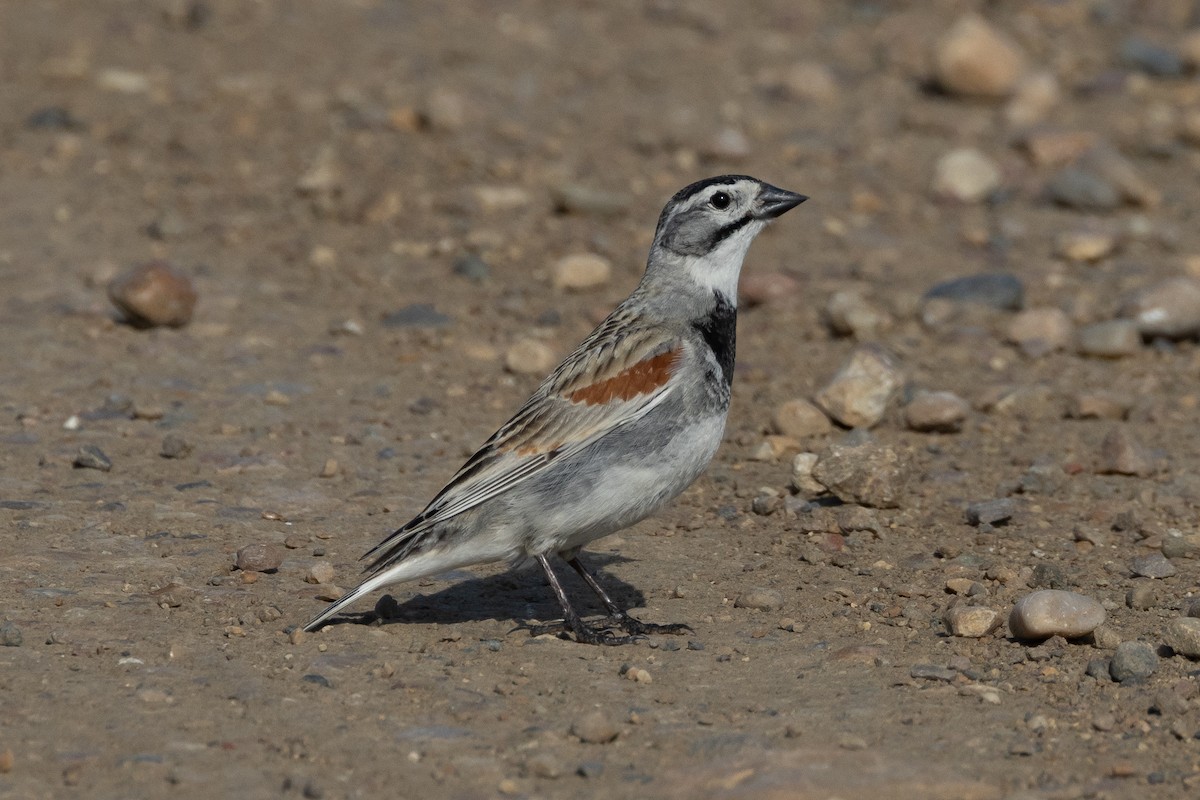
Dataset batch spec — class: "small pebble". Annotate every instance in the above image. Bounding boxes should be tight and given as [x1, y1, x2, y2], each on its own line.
[0, 621, 22, 647]
[1164, 618, 1200, 659]
[160, 433, 193, 459]
[1055, 229, 1118, 262]
[1046, 167, 1121, 211]
[1118, 277, 1200, 339]
[319, 458, 339, 478]
[1097, 427, 1155, 477]
[910, 664, 957, 682]
[923, 273, 1023, 311]
[315, 584, 344, 602]
[1008, 590, 1106, 640]
[790, 452, 823, 495]
[306, 561, 335, 584]
[1162, 529, 1200, 560]
[1109, 641, 1157, 683]
[1004, 70, 1059, 127]
[905, 391, 968, 433]
[552, 254, 611, 291]
[735, 588, 784, 612]
[1086, 659, 1112, 681]
[235, 542, 284, 573]
[813, 345, 903, 429]
[453, 255, 490, 282]
[570, 710, 619, 744]
[74, 444, 112, 471]
[505, 339, 557, 376]
[823, 290, 889, 339]
[931, 148, 1001, 203]
[108, 261, 198, 327]
[1068, 391, 1132, 420]
[1121, 36, 1183, 77]
[525, 752, 563, 779]
[1077, 320, 1141, 358]
[624, 667, 652, 684]
[382, 304, 451, 328]
[933, 14, 1026, 98]
[741, 272, 800, 307]
[552, 184, 630, 217]
[944, 606, 1000, 638]
[1130, 552, 1176, 579]
[1126, 584, 1158, 610]
[1006, 307, 1073, 357]
[965, 498, 1014, 526]
[772, 399, 831, 438]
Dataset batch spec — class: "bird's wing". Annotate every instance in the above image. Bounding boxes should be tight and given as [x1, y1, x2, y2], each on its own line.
[361, 322, 685, 572]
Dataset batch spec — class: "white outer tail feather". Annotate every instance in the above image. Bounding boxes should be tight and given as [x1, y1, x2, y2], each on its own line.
[301, 540, 512, 631]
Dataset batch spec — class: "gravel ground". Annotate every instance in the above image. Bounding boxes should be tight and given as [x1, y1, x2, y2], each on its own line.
[3, 2, 1200, 798]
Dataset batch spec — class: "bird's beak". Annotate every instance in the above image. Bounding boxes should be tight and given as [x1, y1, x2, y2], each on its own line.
[755, 184, 808, 219]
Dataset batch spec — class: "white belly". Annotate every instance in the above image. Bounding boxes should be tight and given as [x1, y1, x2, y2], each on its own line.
[527, 413, 727, 555]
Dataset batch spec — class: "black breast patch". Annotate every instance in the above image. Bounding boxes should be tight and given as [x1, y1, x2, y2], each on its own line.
[691, 291, 737, 386]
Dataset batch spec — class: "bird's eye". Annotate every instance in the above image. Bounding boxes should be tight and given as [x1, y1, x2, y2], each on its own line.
[709, 191, 731, 210]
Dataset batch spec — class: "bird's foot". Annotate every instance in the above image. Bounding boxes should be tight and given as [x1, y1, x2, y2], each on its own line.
[604, 614, 693, 637]
[519, 617, 644, 646]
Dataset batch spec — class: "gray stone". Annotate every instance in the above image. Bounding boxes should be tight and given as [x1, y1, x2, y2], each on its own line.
[1120, 37, 1183, 77]
[812, 434, 910, 509]
[965, 498, 1014, 526]
[160, 433, 193, 459]
[1164, 618, 1200, 659]
[1161, 529, 1200, 560]
[382, 304, 451, 328]
[1126, 584, 1158, 610]
[1046, 167, 1121, 211]
[74, 444, 112, 471]
[1109, 641, 1158, 683]
[0, 621, 21, 647]
[1008, 590, 1106, 640]
[1085, 658, 1111, 680]
[904, 391, 969, 433]
[235, 542, 284, 573]
[571, 711, 619, 744]
[1130, 552, 1176, 579]
[453, 255, 490, 281]
[923, 273, 1023, 311]
[1097, 427, 1155, 476]
[910, 664, 957, 682]
[813, 345, 903, 429]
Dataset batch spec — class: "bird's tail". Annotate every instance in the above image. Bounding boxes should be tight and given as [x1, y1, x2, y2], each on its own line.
[301, 568, 400, 632]
[300, 542, 508, 632]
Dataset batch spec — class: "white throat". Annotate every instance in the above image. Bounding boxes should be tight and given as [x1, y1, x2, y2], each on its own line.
[682, 222, 762, 301]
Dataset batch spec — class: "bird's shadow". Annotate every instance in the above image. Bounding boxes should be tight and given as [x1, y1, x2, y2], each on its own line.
[321, 553, 647, 630]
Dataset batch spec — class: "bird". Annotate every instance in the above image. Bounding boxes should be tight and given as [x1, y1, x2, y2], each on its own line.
[302, 175, 807, 644]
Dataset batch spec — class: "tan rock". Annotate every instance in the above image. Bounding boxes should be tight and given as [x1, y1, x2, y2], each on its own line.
[934, 15, 1027, 99]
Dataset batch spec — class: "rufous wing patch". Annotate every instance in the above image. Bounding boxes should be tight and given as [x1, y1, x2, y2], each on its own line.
[566, 347, 680, 406]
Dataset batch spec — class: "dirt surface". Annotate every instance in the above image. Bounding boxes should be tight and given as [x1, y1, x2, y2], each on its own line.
[3, 1, 1200, 798]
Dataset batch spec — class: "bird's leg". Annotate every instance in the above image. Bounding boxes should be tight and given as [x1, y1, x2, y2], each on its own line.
[565, 556, 692, 637]
[531, 555, 636, 646]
